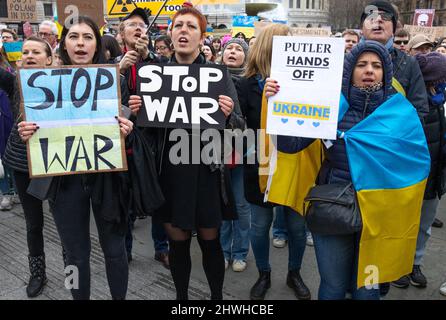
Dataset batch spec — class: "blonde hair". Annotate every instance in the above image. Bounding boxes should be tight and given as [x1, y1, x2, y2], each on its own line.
[244, 24, 290, 80]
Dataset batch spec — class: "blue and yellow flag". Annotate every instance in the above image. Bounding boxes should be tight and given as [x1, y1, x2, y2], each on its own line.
[340, 93, 430, 288]
[3, 41, 23, 62]
[259, 90, 323, 214]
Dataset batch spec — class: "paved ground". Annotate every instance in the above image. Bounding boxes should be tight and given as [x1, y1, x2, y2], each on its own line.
[1, 198, 446, 300]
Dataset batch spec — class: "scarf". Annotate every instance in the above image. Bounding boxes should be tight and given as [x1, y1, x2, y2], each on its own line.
[123, 46, 138, 93]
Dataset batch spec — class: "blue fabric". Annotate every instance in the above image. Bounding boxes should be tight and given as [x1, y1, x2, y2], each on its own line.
[312, 232, 380, 300]
[272, 206, 288, 240]
[0, 89, 13, 157]
[415, 198, 439, 265]
[250, 204, 306, 271]
[152, 221, 169, 253]
[220, 166, 251, 261]
[343, 93, 430, 191]
[431, 83, 446, 105]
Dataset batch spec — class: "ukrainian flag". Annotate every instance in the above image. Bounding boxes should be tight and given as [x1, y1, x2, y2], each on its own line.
[259, 90, 323, 214]
[3, 41, 23, 62]
[339, 93, 431, 288]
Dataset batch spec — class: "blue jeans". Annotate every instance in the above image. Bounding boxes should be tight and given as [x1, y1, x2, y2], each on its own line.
[0, 165, 15, 195]
[414, 198, 439, 265]
[152, 220, 169, 253]
[272, 206, 288, 240]
[220, 166, 251, 261]
[312, 233, 380, 300]
[250, 204, 306, 272]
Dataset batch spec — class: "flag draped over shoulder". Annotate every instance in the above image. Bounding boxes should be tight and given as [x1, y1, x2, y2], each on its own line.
[339, 93, 431, 288]
[259, 90, 324, 214]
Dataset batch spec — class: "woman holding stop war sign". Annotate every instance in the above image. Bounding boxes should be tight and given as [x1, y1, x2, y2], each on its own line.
[17, 16, 134, 300]
[129, 7, 245, 300]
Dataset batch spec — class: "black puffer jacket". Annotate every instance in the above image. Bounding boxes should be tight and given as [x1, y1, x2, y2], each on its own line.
[422, 95, 446, 199]
[278, 41, 393, 186]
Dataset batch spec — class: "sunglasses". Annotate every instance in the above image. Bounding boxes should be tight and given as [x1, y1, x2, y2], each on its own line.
[366, 11, 394, 22]
[394, 40, 409, 45]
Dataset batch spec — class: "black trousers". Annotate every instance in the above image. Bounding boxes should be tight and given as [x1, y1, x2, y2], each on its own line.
[50, 175, 128, 300]
[13, 170, 44, 257]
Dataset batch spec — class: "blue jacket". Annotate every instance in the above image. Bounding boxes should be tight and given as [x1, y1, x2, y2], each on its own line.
[277, 40, 394, 185]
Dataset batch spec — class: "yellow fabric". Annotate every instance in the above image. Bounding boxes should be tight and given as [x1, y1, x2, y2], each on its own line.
[258, 89, 323, 214]
[5, 51, 22, 62]
[392, 77, 406, 97]
[264, 142, 323, 214]
[356, 179, 427, 288]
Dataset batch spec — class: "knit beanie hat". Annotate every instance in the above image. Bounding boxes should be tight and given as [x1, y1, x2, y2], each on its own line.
[220, 34, 233, 48]
[360, 0, 398, 33]
[415, 52, 446, 84]
[222, 38, 249, 65]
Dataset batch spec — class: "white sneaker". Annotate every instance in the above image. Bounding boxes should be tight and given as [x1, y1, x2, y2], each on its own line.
[306, 233, 314, 246]
[224, 259, 229, 270]
[0, 195, 12, 211]
[440, 282, 446, 296]
[232, 260, 247, 272]
[272, 238, 287, 248]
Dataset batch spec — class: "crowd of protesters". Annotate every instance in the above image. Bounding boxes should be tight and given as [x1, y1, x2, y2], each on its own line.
[1, 0, 446, 300]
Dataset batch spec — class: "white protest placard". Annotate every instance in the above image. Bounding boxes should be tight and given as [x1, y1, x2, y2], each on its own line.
[267, 36, 345, 140]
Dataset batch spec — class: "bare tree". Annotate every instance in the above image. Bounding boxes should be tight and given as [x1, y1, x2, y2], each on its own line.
[329, 0, 370, 32]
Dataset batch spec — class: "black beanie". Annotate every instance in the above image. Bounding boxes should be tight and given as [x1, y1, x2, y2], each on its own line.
[361, 0, 398, 33]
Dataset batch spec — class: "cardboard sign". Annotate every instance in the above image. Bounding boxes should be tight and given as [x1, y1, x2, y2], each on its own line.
[291, 27, 332, 37]
[19, 65, 127, 177]
[136, 64, 227, 129]
[7, 0, 37, 22]
[107, 0, 183, 18]
[413, 9, 435, 27]
[404, 24, 446, 42]
[3, 41, 23, 62]
[267, 36, 345, 140]
[57, 0, 105, 29]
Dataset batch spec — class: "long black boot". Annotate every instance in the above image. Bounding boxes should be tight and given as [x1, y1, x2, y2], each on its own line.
[27, 254, 47, 298]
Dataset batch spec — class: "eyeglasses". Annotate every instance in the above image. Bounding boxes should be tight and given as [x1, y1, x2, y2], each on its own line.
[366, 11, 394, 22]
[125, 22, 148, 30]
[38, 32, 54, 37]
[1, 35, 13, 40]
[155, 46, 168, 51]
[394, 40, 409, 45]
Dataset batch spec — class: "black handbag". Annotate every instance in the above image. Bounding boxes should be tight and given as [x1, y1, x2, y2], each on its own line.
[304, 182, 362, 235]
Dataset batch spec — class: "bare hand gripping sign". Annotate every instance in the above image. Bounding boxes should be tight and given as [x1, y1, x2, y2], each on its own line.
[19, 65, 128, 177]
[136, 63, 227, 129]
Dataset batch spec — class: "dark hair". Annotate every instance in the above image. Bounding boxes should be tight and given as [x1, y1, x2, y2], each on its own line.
[202, 43, 216, 60]
[59, 16, 103, 65]
[102, 34, 122, 61]
[1, 28, 18, 40]
[171, 7, 207, 36]
[234, 32, 246, 40]
[395, 29, 410, 39]
[154, 35, 172, 50]
[23, 36, 53, 58]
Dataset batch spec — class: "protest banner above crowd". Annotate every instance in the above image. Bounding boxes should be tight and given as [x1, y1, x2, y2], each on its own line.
[136, 63, 228, 129]
[18, 65, 128, 177]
